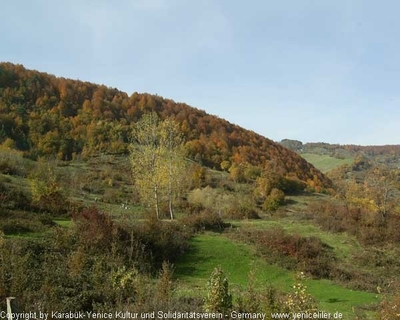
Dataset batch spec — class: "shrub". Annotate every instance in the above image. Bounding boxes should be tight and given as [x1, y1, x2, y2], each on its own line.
[283, 272, 317, 314]
[0, 208, 194, 313]
[204, 267, 232, 314]
[1, 221, 32, 234]
[102, 188, 126, 204]
[31, 192, 72, 216]
[310, 201, 400, 245]
[378, 292, 400, 320]
[154, 261, 174, 307]
[263, 188, 285, 211]
[72, 206, 118, 251]
[280, 177, 306, 194]
[234, 269, 283, 315]
[0, 147, 30, 176]
[28, 159, 72, 215]
[0, 211, 55, 235]
[181, 210, 226, 233]
[226, 205, 259, 220]
[188, 187, 259, 219]
[234, 228, 335, 279]
[127, 218, 191, 271]
[0, 185, 31, 210]
[187, 186, 217, 211]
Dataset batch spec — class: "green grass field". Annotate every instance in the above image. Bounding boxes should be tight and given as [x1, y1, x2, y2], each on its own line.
[174, 233, 378, 319]
[53, 219, 72, 228]
[300, 153, 354, 173]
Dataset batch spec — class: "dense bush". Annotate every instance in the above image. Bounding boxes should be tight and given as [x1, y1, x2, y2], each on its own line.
[187, 187, 259, 219]
[128, 217, 191, 271]
[102, 188, 126, 204]
[30, 192, 74, 216]
[263, 188, 285, 211]
[1, 221, 32, 234]
[310, 201, 400, 245]
[72, 206, 193, 272]
[0, 181, 31, 211]
[226, 204, 260, 220]
[0, 147, 31, 176]
[0, 209, 56, 235]
[0, 206, 194, 312]
[234, 227, 336, 279]
[181, 210, 227, 233]
[72, 206, 120, 250]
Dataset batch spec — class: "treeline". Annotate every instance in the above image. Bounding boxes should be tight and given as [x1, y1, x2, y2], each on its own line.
[306, 143, 400, 156]
[280, 139, 400, 161]
[0, 63, 329, 190]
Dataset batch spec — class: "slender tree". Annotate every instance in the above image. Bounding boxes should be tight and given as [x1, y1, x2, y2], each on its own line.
[130, 113, 163, 219]
[130, 113, 185, 219]
[161, 118, 184, 220]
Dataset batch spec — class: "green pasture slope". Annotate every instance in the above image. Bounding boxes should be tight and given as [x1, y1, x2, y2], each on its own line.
[231, 218, 362, 260]
[174, 233, 377, 319]
[300, 153, 354, 173]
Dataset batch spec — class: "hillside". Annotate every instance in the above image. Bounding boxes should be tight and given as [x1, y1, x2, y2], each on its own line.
[280, 139, 400, 173]
[2, 64, 400, 319]
[300, 153, 354, 173]
[0, 63, 330, 190]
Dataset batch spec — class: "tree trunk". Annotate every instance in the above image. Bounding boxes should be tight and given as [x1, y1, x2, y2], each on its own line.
[169, 191, 174, 220]
[168, 160, 174, 220]
[154, 185, 160, 219]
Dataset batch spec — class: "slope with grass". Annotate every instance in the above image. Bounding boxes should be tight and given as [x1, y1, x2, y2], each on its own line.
[174, 232, 378, 319]
[300, 153, 354, 173]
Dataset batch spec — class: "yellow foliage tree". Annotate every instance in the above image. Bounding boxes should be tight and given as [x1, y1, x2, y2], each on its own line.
[29, 159, 60, 202]
[130, 113, 186, 220]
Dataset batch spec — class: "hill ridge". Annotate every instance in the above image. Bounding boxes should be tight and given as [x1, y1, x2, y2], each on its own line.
[0, 62, 330, 190]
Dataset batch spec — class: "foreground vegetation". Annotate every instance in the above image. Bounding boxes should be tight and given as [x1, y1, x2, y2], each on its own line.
[1, 148, 399, 319]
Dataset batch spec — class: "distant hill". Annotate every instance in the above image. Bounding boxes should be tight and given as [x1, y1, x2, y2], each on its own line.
[280, 139, 400, 172]
[0, 63, 330, 190]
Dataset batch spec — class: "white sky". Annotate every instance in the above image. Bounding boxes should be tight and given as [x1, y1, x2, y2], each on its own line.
[1, 0, 400, 145]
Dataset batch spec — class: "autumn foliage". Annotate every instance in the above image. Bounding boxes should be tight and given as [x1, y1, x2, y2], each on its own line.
[0, 63, 330, 190]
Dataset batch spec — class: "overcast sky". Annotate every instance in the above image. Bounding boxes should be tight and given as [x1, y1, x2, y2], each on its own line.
[1, 0, 399, 145]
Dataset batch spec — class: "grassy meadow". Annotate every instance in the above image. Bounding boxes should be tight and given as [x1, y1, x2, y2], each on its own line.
[174, 230, 378, 319]
[300, 153, 354, 173]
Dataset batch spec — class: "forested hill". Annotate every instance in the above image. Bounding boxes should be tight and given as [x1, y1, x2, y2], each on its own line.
[0, 62, 330, 190]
